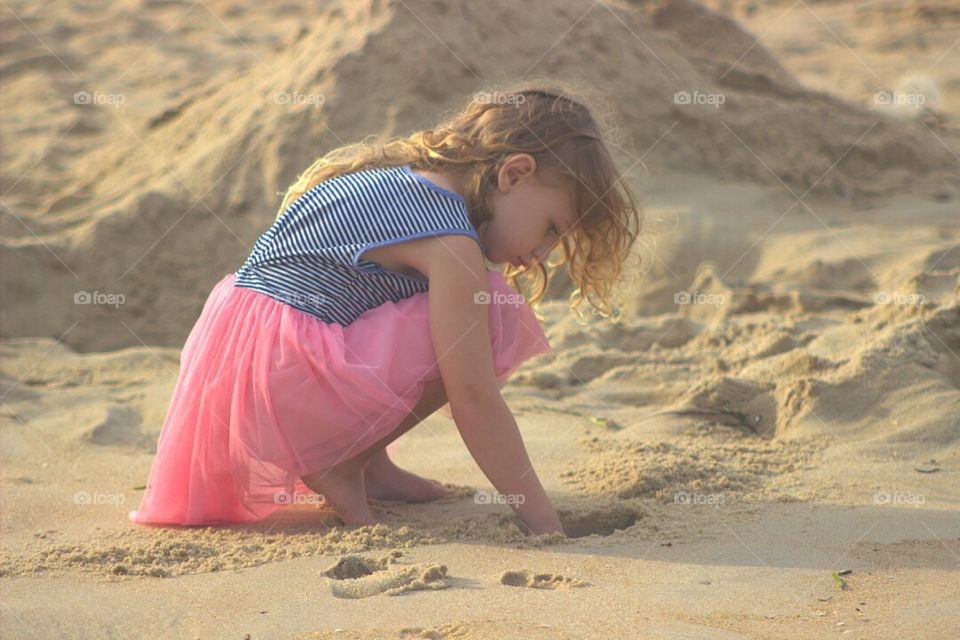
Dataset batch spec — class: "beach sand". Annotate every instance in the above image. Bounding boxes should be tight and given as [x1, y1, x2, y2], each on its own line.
[2, 1, 958, 638]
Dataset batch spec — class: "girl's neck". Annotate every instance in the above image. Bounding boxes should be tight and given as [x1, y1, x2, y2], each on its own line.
[411, 167, 469, 202]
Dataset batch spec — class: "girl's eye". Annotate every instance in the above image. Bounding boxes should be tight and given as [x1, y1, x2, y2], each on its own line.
[550, 225, 560, 235]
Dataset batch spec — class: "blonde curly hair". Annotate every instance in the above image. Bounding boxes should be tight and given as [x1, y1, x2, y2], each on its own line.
[274, 79, 643, 322]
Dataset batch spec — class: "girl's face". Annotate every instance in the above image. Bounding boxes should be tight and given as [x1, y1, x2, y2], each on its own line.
[480, 155, 578, 269]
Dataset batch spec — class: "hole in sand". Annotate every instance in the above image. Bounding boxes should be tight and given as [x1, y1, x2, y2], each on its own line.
[555, 504, 639, 538]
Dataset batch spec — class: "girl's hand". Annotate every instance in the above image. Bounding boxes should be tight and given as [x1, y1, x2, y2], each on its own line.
[520, 507, 566, 537]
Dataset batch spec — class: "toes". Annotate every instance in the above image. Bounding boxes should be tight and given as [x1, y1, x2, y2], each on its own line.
[430, 483, 452, 497]
[336, 506, 376, 526]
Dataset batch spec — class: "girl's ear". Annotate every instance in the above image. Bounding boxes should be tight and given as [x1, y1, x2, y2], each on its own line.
[501, 154, 537, 189]
[498, 163, 517, 191]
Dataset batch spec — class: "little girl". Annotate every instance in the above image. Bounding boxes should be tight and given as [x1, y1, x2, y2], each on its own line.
[129, 82, 641, 536]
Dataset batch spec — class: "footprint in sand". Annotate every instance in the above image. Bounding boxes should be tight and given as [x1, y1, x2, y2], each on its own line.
[321, 551, 449, 599]
[499, 569, 589, 590]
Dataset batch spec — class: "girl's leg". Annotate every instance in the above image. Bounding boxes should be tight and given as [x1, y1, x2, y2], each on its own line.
[361, 376, 453, 502]
[300, 457, 374, 526]
[300, 376, 450, 523]
[361, 375, 448, 457]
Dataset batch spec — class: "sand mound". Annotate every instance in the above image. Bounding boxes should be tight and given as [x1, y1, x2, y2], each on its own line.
[560, 428, 822, 501]
[513, 253, 957, 498]
[0, 498, 640, 579]
[3, 0, 958, 350]
[0, 491, 596, 579]
[701, 0, 960, 118]
[0, 523, 440, 579]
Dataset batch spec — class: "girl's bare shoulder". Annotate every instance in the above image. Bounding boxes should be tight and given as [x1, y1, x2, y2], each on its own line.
[361, 234, 485, 281]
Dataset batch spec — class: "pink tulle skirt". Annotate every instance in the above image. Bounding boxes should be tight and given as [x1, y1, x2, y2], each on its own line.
[129, 270, 552, 525]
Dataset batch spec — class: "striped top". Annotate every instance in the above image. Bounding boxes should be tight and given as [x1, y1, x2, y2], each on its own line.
[234, 164, 485, 326]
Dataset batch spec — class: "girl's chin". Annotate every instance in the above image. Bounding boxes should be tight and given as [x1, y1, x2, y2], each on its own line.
[487, 249, 518, 268]
[491, 252, 510, 266]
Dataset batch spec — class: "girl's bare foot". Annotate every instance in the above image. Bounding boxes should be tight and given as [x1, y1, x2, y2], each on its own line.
[364, 458, 452, 503]
[301, 462, 376, 526]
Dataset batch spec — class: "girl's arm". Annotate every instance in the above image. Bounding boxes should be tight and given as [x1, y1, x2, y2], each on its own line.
[408, 235, 564, 536]
[449, 387, 564, 535]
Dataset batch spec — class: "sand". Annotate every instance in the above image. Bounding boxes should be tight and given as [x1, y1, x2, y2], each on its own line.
[2, 0, 959, 638]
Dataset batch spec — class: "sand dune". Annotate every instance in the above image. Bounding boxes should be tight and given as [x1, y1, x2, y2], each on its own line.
[2, 0, 957, 352]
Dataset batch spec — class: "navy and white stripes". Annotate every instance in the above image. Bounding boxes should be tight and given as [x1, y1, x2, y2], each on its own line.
[234, 164, 483, 326]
